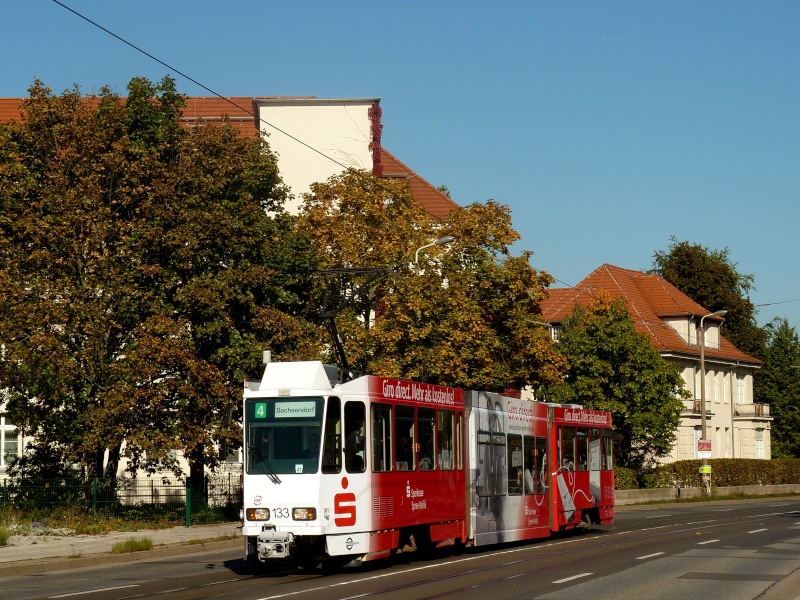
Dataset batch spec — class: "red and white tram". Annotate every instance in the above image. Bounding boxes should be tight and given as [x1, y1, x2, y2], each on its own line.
[241, 361, 614, 567]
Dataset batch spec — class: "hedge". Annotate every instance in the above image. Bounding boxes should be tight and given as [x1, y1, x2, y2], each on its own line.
[615, 458, 800, 489]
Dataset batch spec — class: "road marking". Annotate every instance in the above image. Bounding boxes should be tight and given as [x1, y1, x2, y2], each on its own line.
[553, 573, 593, 584]
[637, 552, 665, 560]
[697, 539, 719, 545]
[748, 528, 768, 533]
[686, 520, 717, 525]
[255, 510, 800, 600]
[50, 586, 139, 598]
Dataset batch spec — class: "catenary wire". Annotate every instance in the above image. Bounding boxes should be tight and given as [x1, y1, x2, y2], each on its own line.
[49, 0, 448, 222]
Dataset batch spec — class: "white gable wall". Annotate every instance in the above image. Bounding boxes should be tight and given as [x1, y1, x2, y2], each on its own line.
[253, 98, 379, 214]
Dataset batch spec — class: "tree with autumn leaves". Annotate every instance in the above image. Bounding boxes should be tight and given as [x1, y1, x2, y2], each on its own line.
[298, 170, 566, 394]
[0, 77, 702, 486]
[0, 78, 320, 489]
[539, 293, 689, 471]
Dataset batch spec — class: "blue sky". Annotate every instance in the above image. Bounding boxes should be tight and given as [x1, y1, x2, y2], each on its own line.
[4, 1, 800, 330]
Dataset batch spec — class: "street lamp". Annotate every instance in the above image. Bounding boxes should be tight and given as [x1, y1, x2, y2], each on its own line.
[414, 235, 456, 275]
[699, 309, 727, 489]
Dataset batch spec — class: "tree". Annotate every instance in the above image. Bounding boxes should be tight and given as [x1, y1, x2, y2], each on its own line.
[0, 78, 320, 486]
[540, 293, 688, 471]
[651, 237, 766, 359]
[298, 170, 565, 393]
[754, 318, 800, 458]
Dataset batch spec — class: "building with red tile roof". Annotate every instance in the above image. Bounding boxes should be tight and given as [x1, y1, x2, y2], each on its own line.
[0, 95, 461, 219]
[541, 264, 769, 463]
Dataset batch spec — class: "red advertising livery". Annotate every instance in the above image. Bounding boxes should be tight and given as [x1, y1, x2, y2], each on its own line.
[241, 361, 614, 567]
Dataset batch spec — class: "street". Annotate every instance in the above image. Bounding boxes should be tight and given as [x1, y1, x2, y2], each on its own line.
[3, 497, 799, 600]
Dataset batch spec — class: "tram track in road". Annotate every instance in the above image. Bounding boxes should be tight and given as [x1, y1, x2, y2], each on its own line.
[48, 502, 797, 600]
[248, 505, 800, 600]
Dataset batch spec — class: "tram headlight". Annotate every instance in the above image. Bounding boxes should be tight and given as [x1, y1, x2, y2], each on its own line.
[292, 507, 316, 521]
[246, 507, 270, 521]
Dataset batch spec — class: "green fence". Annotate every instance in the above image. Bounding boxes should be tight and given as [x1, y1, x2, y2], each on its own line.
[1, 471, 242, 526]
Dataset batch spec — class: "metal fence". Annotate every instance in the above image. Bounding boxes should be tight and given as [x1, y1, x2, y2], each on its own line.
[0, 468, 243, 526]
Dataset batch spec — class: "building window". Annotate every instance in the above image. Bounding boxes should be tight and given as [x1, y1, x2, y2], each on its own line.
[755, 429, 764, 459]
[735, 374, 745, 405]
[549, 326, 560, 342]
[0, 417, 19, 470]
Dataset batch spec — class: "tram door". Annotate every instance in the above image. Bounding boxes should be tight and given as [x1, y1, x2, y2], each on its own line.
[588, 427, 602, 501]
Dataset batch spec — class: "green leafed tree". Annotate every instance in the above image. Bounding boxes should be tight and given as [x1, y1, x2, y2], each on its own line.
[298, 170, 566, 394]
[754, 318, 800, 458]
[651, 237, 766, 359]
[0, 78, 321, 487]
[540, 292, 688, 471]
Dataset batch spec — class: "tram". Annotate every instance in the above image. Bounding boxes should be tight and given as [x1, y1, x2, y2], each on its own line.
[241, 360, 614, 567]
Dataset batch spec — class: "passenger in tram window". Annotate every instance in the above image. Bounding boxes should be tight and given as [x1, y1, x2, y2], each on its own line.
[301, 433, 320, 459]
[345, 420, 365, 451]
[396, 434, 413, 470]
[439, 440, 453, 470]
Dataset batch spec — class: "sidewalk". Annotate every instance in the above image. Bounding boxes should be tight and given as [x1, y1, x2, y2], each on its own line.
[0, 521, 242, 577]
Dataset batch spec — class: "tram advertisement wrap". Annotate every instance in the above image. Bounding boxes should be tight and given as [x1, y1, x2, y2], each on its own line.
[371, 377, 464, 407]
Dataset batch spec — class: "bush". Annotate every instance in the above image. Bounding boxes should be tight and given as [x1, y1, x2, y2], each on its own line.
[614, 467, 639, 490]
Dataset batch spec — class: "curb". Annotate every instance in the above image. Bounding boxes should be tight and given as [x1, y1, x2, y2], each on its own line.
[0, 537, 242, 578]
[758, 566, 800, 600]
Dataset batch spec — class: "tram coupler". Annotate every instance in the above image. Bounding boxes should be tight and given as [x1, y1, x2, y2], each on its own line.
[257, 524, 295, 560]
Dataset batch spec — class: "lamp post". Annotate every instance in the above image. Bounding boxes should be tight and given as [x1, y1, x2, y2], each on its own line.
[699, 309, 727, 491]
[414, 235, 455, 275]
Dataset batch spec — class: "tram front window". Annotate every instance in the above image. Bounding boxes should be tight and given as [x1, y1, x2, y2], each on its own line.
[245, 397, 324, 474]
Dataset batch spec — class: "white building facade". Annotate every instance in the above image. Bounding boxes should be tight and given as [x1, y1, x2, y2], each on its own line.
[541, 264, 768, 464]
[663, 316, 769, 462]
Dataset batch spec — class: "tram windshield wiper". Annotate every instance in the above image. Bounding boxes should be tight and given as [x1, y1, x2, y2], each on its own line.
[249, 444, 282, 484]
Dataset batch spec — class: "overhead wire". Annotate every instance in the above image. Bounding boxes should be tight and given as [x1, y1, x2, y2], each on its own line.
[50, 0, 446, 222]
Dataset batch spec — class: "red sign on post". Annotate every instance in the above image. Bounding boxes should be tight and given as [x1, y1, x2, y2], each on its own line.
[698, 439, 712, 459]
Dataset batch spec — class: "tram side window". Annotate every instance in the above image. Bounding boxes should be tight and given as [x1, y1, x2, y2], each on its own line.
[322, 397, 342, 474]
[536, 436, 548, 493]
[492, 432, 507, 496]
[395, 405, 415, 471]
[603, 428, 614, 470]
[437, 410, 454, 470]
[418, 408, 436, 470]
[523, 435, 536, 494]
[576, 427, 588, 471]
[560, 426, 576, 471]
[372, 403, 392, 472]
[507, 434, 523, 495]
[589, 427, 602, 471]
[344, 401, 366, 473]
[454, 413, 464, 470]
[476, 431, 491, 496]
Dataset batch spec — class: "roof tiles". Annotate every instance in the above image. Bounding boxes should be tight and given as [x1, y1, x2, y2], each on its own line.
[541, 264, 760, 365]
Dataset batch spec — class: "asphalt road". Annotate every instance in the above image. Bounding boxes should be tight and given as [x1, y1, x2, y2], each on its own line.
[2, 498, 799, 600]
